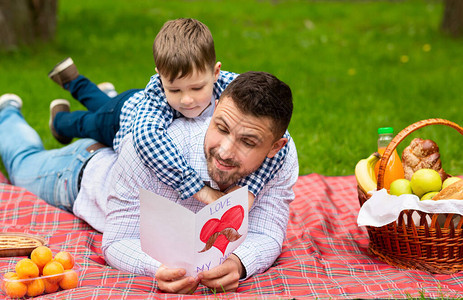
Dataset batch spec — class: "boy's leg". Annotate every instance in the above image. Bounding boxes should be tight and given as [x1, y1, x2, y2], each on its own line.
[0, 97, 99, 212]
[65, 75, 113, 111]
[49, 57, 111, 111]
[52, 89, 141, 147]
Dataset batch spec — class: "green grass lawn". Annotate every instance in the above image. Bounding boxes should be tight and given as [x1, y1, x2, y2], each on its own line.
[1, 0, 462, 177]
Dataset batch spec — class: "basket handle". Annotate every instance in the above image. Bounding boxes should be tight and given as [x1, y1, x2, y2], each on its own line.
[376, 118, 463, 190]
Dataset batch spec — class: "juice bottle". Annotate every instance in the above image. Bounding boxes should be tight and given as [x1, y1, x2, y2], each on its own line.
[374, 127, 405, 190]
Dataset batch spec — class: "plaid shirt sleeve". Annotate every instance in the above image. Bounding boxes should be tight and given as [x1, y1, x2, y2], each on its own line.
[130, 74, 204, 200]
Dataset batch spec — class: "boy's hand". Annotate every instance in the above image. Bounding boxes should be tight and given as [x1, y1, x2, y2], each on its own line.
[198, 254, 244, 293]
[227, 186, 256, 211]
[155, 265, 200, 294]
[193, 186, 225, 205]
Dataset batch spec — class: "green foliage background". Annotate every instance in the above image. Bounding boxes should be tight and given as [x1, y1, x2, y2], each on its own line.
[1, 0, 462, 177]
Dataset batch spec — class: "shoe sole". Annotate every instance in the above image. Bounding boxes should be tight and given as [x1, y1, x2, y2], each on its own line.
[49, 99, 71, 128]
[0, 93, 23, 109]
[49, 99, 72, 144]
[48, 57, 74, 78]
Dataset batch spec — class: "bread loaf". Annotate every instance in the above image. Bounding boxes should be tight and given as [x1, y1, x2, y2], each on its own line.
[401, 138, 450, 182]
[433, 179, 463, 200]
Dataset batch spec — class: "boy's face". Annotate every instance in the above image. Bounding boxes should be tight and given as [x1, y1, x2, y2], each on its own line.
[203, 96, 287, 190]
[159, 62, 221, 118]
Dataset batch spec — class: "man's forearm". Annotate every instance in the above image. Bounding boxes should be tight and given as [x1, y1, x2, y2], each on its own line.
[103, 238, 161, 277]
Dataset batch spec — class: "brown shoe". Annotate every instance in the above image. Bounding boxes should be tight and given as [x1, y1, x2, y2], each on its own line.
[49, 99, 72, 144]
[48, 57, 79, 88]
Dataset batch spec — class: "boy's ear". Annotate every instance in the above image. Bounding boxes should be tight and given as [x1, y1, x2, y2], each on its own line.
[267, 138, 288, 158]
[155, 67, 159, 74]
[213, 62, 222, 82]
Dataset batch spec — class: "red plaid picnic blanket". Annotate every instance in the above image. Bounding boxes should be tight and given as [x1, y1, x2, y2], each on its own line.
[1, 171, 462, 299]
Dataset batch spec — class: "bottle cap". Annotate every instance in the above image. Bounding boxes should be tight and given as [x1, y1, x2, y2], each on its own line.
[378, 127, 394, 134]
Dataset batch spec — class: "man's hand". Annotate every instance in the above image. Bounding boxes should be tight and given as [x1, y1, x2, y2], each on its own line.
[198, 254, 245, 293]
[193, 186, 225, 205]
[155, 265, 200, 294]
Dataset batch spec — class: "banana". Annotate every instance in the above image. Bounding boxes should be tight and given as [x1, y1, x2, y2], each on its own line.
[355, 152, 381, 194]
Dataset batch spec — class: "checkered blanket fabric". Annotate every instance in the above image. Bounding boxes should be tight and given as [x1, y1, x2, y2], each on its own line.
[0, 172, 462, 299]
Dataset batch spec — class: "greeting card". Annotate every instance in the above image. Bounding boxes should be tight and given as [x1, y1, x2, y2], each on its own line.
[139, 186, 248, 277]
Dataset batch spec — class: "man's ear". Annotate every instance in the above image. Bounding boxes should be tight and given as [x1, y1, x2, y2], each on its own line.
[267, 138, 288, 158]
[213, 62, 222, 82]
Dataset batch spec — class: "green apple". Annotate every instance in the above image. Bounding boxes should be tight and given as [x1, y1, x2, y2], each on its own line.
[442, 177, 462, 190]
[410, 169, 442, 198]
[421, 191, 439, 200]
[389, 179, 412, 196]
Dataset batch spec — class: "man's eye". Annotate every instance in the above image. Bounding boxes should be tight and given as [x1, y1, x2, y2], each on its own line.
[242, 140, 256, 148]
[217, 125, 228, 133]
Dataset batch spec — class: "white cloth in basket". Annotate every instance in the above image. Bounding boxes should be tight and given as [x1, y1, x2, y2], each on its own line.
[357, 189, 463, 227]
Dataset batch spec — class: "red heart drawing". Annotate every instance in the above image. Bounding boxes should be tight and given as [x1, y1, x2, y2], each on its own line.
[199, 205, 244, 255]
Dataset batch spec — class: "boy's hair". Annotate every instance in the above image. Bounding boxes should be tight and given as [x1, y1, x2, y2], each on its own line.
[220, 71, 293, 140]
[153, 18, 216, 83]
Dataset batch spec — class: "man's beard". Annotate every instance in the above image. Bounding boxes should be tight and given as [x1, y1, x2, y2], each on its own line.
[206, 147, 247, 187]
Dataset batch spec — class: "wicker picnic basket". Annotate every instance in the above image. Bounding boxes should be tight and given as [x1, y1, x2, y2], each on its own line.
[358, 118, 463, 274]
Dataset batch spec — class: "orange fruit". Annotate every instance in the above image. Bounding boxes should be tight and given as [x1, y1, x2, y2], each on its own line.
[2, 272, 17, 280]
[15, 258, 39, 280]
[1, 272, 17, 291]
[59, 269, 78, 290]
[31, 246, 53, 269]
[26, 277, 45, 297]
[4, 276, 27, 298]
[42, 260, 64, 283]
[43, 279, 60, 294]
[54, 251, 75, 270]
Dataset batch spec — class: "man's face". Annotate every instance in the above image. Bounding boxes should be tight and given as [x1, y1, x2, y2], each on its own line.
[159, 63, 221, 118]
[204, 96, 285, 190]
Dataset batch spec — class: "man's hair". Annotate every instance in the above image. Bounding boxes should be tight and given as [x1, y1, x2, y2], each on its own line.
[220, 71, 293, 140]
[153, 18, 216, 83]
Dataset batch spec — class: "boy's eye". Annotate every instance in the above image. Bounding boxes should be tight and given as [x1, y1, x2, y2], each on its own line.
[168, 89, 180, 93]
[192, 86, 204, 91]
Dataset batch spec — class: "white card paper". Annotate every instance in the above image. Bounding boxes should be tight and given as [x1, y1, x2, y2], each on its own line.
[140, 186, 248, 277]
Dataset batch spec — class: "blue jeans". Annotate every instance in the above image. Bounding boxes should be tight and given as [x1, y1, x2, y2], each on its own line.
[0, 106, 105, 212]
[54, 75, 142, 147]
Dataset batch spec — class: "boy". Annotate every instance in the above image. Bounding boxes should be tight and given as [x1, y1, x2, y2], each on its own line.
[49, 18, 289, 206]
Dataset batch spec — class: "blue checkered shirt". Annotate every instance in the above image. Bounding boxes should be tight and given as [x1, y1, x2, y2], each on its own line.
[113, 70, 291, 200]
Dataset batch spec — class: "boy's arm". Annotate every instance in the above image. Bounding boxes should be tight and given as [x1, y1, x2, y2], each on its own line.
[132, 75, 205, 200]
[236, 131, 291, 198]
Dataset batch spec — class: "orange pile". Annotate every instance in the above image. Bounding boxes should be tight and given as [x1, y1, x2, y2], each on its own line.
[2, 246, 78, 298]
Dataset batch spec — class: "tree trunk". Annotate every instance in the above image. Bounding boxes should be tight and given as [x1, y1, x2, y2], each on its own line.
[0, 0, 57, 50]
[441, 0, 463, 37]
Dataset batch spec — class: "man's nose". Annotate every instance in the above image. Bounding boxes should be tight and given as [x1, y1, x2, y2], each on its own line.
[217, 136, 235, 160]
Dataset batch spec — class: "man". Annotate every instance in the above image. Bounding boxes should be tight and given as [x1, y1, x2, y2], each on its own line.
[0, 71, 298, 294]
